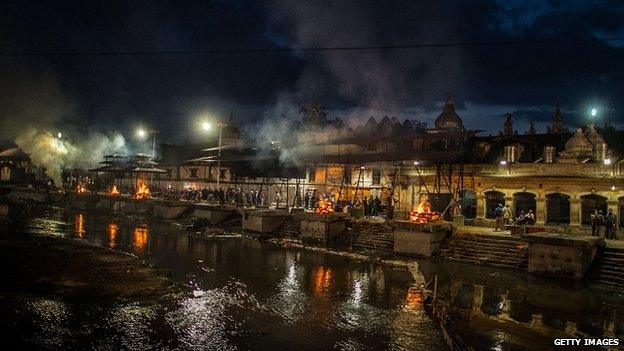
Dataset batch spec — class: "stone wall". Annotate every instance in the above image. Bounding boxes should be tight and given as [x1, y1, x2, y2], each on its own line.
[351, 221, 395, 254]
[274, 214, 301, 238]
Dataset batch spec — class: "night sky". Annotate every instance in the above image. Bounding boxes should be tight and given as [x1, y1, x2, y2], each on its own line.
[1, 0, 624, 142]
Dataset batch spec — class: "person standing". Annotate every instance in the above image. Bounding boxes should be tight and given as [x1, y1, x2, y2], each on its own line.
[386, 194, 394, 220]
[592, 210, 604, 237]
[494, 203, 504, 231]
[503, 204, 511, 228]
[605, 209, 617, 239]
[363, 197, 369, 218]
[373, 196, 381, 217]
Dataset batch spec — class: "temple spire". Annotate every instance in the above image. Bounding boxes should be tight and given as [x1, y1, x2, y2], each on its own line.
[549, 102, 565, 134]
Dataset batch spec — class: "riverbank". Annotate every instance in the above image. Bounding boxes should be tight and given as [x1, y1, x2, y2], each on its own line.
[0, 232, 177, 300]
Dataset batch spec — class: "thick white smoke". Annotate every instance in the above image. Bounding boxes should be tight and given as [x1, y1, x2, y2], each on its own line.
[15, 129, 128, 186]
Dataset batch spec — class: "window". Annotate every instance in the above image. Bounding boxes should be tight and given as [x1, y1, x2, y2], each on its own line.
[485, 191, 505, 219]
[189, 168, 198, 178]
[372, 169, 381, 185]
[343, 166, 351, 185]
[308, 167, 316, 182]
[546, 193, 570, 224]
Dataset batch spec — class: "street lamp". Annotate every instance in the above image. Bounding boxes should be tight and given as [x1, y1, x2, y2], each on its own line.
[57, 132, 62, 139]
[604, 158, 612, 166]
[500, 160, 508, 166]
[591, 108, 597, 117]
[201, 120, 224, 189]
[136, 128, 158, 157]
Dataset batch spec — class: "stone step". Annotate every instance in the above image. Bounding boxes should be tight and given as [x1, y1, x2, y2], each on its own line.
[443, 239, 523, 250]
[439, 245, 524, 255]
[438, 245, 525, 255]
[438, 256, 522, 269]
[454, 234, 526, 244]
[438, 253, 524, 264]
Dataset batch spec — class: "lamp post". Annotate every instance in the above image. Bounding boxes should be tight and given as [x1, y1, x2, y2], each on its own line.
[202, 121, 224, 189]
[137, 128, 158, 158]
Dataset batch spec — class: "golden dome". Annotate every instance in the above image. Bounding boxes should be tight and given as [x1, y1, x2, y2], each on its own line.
[564, 128, 593, 154]
[434, 95, 464, 130]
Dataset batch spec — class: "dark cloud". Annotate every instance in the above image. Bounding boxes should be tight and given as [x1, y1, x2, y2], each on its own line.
[0, 0, 623, 141]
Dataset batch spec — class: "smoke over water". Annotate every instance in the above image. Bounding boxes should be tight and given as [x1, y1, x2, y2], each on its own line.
[15, 129, 127, 186]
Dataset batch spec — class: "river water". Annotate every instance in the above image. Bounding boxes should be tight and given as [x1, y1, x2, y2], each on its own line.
[1, 204, 623, 350]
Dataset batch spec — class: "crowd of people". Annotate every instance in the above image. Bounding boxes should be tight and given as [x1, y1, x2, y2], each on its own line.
[591, 209, 618, 239]
[494, 203, 535, 231]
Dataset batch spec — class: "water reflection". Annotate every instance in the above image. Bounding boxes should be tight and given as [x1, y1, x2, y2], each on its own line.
[74, 214, 84, 238]
[269, 257, 308, 322]
[107, 222, 118, 249]
[133, 226, 148, 256]
[313, 266, 332, 297]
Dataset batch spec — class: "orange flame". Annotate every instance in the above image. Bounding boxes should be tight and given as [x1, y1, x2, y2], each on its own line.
[315, 195, 334, 214]
[76, 183, 87, 194]
[409, 193, 441, 223]
[135, 182, 150, 199]
[109, 185, 120, 197]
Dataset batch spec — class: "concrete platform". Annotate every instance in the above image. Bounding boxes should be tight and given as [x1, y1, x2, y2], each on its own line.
[242, 209, 289, 234]
[299, 212, 348, 245]
[524, 232, 604, 280]
[393, 220, 451, 257]
[153, 201, 192, 219]
[194, 204, 239, 224]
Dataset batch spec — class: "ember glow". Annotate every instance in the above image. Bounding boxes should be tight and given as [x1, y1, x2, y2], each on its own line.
[75, 183, 87, 194]
[109, 185, 120, 197]
[135, 182, 150, 199]
[315, 195, 334, 214]
[409, 193, 441, 223]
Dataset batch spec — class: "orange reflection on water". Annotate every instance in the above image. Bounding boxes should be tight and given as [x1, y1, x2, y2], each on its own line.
[313, 266, 333, 297]
[405, 287, 424, 309]
[75, 214, 85, 238]
[133, 226, 149, 255]
[107, 222, 118, 248]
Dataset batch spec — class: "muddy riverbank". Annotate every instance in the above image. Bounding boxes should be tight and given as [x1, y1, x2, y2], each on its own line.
[0, 232, 177, 300]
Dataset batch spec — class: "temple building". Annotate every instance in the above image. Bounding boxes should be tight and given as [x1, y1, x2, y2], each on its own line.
[105, 96, 624, 236]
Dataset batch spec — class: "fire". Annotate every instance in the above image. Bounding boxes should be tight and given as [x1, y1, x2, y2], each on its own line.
[315, 194, 334, 214]
[76, 183, 87, 194]
[135, 182, 150, 199]
[109, 185, 120, 197]
[409, 193, 441, 223]
[405, 286, 424, 309]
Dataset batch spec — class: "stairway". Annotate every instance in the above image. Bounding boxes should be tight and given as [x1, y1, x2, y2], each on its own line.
[351, 223, 394, 254]
[591, 247, 624, 287]
[436, 233, 528, 270]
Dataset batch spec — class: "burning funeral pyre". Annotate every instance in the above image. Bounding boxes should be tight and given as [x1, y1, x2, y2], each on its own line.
[409, 193, 441, 223]
[75, 183, 87, 194]
[135, 182, 150, 199]
[315, 194, 334, 215]
[109, 185, 120, 197]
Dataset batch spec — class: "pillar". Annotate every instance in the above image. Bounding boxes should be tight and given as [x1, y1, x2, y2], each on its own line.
[536, 197, 546, 225]
[570, 199, 581, 225]
[477, 195, 485, 219]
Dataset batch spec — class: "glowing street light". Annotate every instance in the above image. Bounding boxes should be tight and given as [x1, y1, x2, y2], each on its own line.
[413, 161, 420, 166]
[57, 132, 62, 139]
[201, 121, 211, 131]
[591, 108, 597, 117]
[603, 158, 612, 166]
[137, 129, 146, 138]
[500, 160, 508, 166]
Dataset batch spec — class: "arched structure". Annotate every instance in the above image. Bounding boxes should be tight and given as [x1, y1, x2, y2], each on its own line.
[485, 191, 505, 219]
[513, 192, 536, 218]
[546, 193, 570, 224]
[580, 194, 607, 225]
[461, 190, 477, 219]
